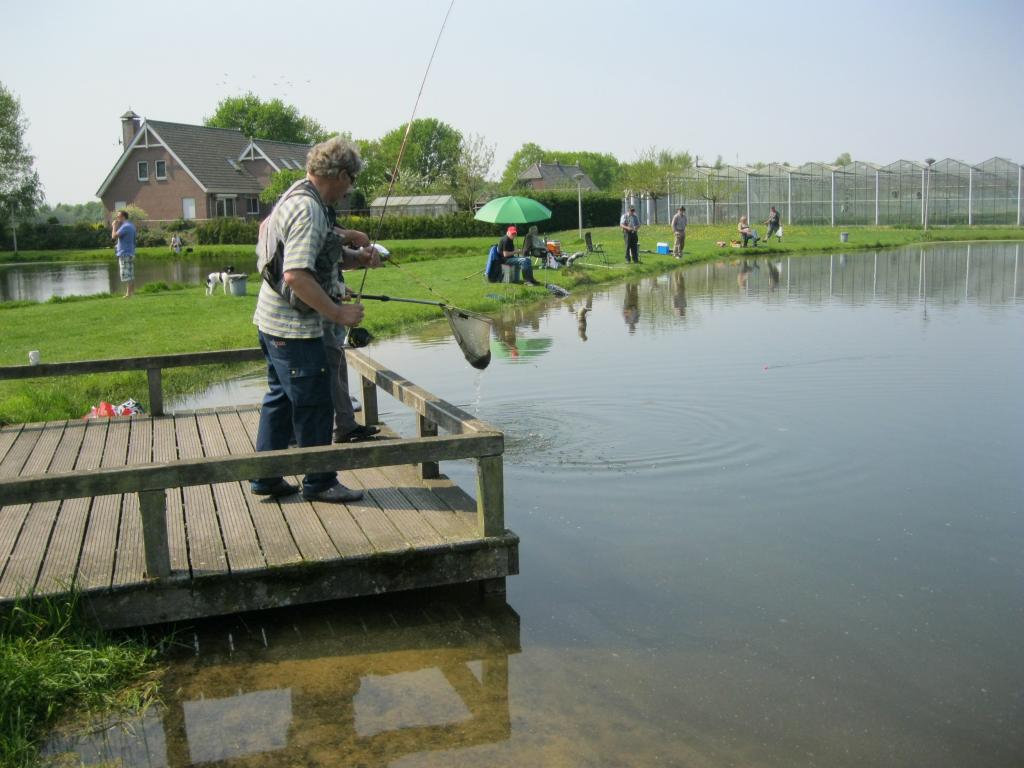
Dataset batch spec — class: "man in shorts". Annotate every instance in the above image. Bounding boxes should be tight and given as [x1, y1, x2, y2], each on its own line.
[111, 209, 137, 297]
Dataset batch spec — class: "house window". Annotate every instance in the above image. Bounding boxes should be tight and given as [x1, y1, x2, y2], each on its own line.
[182, 198, 196, 220]
[216, 197, 237, 217]
[155, 160, 167, 179]
[137, 161, 149, 181]
[246, 197, 260, 215]
[114, 200, 127, 212]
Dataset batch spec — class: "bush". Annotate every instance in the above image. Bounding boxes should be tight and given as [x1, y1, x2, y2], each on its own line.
[135, 229, 166, 247]
[167, 217, 196, 231]
[0, 221, 110, 251]
[195, 218, 260, 244]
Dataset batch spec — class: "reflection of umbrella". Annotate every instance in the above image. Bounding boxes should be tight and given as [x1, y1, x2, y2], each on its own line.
[474, 196, 553, 225]
[490, 337, 553, 361]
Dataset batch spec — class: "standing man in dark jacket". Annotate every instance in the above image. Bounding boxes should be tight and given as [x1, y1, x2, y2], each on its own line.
[620, 205, 640, 263]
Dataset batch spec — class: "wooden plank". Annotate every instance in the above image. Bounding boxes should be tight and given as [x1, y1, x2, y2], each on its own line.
[197, 413, 264, 572]
[378, 464, 478, 542]
[33, 422, 91, 593]
[332, 472, 408, 554]
[0, 424, 23, 466]
[152, 416, 188, 573]
[77, 419, 131, 590]
[0, 422, 71, 596]
[234, 409, 302, 567]
[175, 415, 228, 576]
[0, 422, 43, 477]
[351, 467, 446, 548]
[308, 495, 376, 558]
[0, 505, 30, 597]
[113, 418, 152, 586]
[276, 494, 340, 562]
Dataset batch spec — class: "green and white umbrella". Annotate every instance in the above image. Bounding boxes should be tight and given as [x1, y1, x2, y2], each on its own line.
[474, 196, 552, 225]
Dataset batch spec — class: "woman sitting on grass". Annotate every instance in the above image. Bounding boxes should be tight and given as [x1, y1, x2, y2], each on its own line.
[738, 215, 759, 247]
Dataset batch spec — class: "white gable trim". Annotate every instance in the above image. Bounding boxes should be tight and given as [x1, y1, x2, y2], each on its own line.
[96, 122, 208, 197]
[238, 141, 280, 172]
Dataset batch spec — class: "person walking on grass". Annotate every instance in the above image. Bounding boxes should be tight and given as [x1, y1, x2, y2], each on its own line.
[671, 206, 688, 259]
[111, 209, 137, 298]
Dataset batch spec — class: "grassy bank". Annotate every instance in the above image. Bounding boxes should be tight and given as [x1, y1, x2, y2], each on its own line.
[1, 224, 1020, 424]
[0, 597, 156, 768]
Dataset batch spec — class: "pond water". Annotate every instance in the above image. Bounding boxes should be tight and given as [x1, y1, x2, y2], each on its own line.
[0, 255, 256, 302]
[48, 243, 1023, 767]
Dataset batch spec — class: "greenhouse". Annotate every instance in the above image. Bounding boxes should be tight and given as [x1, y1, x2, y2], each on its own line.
[628, 157, 1022, 227]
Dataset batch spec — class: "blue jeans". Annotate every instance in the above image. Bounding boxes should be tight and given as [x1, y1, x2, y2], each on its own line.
[252, 330, 338, 495]
[505, 256, 535, 282]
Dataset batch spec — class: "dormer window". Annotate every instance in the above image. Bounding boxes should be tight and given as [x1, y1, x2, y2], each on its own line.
[155, 160, 167, 179]
[137, 161, 149, 181]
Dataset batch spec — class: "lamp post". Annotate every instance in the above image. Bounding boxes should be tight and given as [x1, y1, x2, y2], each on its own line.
[573, 172, 584, 242]
[923, 158, 935, 231]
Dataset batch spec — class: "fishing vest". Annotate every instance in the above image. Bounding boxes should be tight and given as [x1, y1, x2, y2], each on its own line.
[256, 179, 345, 314]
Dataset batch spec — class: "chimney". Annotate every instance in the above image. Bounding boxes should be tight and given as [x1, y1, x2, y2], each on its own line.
[120, 110, 141, 151]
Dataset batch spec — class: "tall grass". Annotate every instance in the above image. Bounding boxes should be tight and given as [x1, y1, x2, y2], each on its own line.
[0, 596, 156, 768]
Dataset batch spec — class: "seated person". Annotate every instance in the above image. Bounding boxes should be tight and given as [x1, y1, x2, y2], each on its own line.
[522, 225, 547, 261]
[738, 215, 759, 247]
[499, 225, 541, 285]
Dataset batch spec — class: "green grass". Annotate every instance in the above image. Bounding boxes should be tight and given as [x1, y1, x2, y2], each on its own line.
[0, 596, 157, 768]
[1, 224, 1021, 424]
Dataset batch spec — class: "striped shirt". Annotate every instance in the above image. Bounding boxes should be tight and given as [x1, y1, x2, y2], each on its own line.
[253, 187, 330, 338]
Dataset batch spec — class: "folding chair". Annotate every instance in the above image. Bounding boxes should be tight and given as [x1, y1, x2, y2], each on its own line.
[584, 232, 608, 264]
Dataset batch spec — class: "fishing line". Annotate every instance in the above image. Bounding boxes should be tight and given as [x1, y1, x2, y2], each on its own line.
[354, 0, 456, 305]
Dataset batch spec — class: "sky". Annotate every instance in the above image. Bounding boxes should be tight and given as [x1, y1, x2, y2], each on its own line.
[3, 0, 1022, 204]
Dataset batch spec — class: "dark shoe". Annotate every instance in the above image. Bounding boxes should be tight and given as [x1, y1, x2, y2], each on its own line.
[335, 424, 380, 443]
[252, 479, 299, 497]
[303, 483, 363, 503]
[526, 279, 541, 286]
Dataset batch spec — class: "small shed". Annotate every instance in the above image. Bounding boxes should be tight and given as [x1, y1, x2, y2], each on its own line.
[368, 194, 459, 217]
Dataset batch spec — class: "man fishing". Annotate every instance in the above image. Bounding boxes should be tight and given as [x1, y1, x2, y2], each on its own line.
[251, 136, 372, 503]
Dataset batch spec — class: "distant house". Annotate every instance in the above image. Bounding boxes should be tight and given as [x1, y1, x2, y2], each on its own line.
[517, 162, 598, 191]
[368, 194, 459, 218]
[96, 111, 311, 222]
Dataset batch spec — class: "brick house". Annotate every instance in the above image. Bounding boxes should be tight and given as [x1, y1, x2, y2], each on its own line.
[516, 162, 598, 191]
[96, 111, 311, 222]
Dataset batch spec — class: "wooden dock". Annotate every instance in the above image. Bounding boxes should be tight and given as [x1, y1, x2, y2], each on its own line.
[0, 349, 517, 628]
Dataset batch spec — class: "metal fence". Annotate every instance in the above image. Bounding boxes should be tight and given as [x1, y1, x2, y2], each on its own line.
[625, 157, 1023, 227]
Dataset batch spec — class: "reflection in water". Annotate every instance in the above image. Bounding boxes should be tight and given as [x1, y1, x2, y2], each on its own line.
[622, 282, 639, 332]
[671, 271, 687, 317]
[46, 591, 520, 767]
[0, 256, 259, 302]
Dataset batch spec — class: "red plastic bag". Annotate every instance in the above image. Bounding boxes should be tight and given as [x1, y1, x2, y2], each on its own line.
[83, 401, 117, 420]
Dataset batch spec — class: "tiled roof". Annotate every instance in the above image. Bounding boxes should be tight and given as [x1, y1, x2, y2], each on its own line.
[252, 138, 310, 170]
[518, 163, 598, 190]
[146, 121, 264, 193]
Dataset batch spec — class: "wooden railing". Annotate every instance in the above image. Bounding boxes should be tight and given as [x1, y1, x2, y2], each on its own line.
[0, 348, 266, 417]
[0, 348, 505, 582]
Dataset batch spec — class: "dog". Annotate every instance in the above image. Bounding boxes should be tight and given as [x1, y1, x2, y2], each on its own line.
[205, 266, 236, 295]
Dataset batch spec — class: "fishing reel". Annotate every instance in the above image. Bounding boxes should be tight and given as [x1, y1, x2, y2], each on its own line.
[345, 327, 374, 348]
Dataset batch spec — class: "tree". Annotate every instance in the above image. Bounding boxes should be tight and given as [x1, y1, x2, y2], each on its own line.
[619, 148, 693, 223]
[451, 133, 495, 210]
[357, 118, 463, 200]
[205, 92, 329, 144]
[0, 82, 44, 246]
[833, 152, 852, 167]
[498, 142, 549, 189]
[259, 168, 306, 206]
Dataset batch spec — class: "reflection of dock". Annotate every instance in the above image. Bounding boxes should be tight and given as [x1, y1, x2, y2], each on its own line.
[0, 349, 517, 628]
[46, 596, 521, 766]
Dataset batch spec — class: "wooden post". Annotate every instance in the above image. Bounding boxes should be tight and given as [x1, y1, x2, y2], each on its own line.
[475, 454, 504, 537]
[139, 488, 171, 579]
[147, 367, 163, 417]
[359, 374, 378, 427]
[417, 414, 439, 479]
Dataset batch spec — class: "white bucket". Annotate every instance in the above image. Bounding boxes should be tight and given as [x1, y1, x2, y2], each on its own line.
[227, 274, 248, 296]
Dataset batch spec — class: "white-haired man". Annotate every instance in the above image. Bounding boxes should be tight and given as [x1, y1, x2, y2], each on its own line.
[251, 136, 377, 502]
